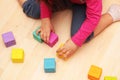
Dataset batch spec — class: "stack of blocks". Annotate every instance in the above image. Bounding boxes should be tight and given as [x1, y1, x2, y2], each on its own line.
[2, 31, 16, 47]
[88, 65, 102, 80]
[104, 76, 117, 80]
[11, 48, 24, 63]
[33, 27, 58, 47]
[44, 58, 56, 73]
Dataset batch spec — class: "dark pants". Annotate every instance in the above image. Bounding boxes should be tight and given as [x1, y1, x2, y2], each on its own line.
[22, 0, 94, 42]
[71, 4, 94, 42]
[22, 0, 40, 19]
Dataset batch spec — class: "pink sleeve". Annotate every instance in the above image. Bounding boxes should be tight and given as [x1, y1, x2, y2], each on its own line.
[71, 0, 102, 46]
[40, 1, 52, 18]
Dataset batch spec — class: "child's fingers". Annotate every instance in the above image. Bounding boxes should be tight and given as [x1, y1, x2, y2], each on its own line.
[46, 32, 50, 43]
[50, 25, 55, 32]
[40, 32, 44, 40]
[61, 48, 67, 54]
[56, 44, 66, 58]
[43, 32, 50, 43]
[56, 46, 64, 53]
[58, 48, 68, 57]
[51, 28, 55, 33]
[63, 50, 72, 59]
[36, 29, 41, 35]
[42, 33, 47, 42]
[65, 39, 69, 43]
[44, 36, 47, 42]
[40, 31, 50, 42]
[57, 52, 63, 57]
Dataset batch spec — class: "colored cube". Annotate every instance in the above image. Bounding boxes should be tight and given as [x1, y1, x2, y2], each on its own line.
[104, 76, 117, 80]
[33, 27, 58, 47]
[44, 58, 56, 73]
[11, 48, 24, 63]
[57, 43, 66, 60]
[88, 65, 102, 80]
[46, 32, 58, 47]
[2, 31, 16, 47]
[33, 27, 43, 43]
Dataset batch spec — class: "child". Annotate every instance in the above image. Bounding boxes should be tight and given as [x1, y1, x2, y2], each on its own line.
[18, 0, 120, 59]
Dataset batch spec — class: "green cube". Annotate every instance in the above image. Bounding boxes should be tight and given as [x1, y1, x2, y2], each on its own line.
[33, 27, 43, 43]
[104, 76, 117, 80]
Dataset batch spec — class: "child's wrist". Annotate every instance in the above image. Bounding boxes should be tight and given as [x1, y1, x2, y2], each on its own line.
[41, 18, 50, 22]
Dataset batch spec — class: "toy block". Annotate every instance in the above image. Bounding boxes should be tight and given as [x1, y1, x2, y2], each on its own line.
[33, 27, 58, 47]
[88, 65, 102, 80]
[104, 76, 117, 80]
[46, 32, 58, 47]
[56, 43, 66, 60]
[44, 58, 56, 73]
[33, 27, 43, 43]
[2, 31, 16, 47]
[11, 48, 24, 63]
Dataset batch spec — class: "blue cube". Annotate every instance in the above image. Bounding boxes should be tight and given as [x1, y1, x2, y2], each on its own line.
[44, 58, 56, 73]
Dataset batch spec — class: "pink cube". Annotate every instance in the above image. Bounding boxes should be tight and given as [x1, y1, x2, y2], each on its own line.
[46, 32, 58, 47]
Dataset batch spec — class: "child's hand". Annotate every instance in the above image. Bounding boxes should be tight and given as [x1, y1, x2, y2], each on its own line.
[56, 39, 79, 60]
[36, 18, 55, 43]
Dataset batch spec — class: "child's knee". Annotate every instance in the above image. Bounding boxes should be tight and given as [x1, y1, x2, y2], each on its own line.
[22, 0, 40, 19]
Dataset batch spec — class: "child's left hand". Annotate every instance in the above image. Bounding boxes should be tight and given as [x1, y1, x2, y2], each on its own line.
[56, 39, 79, 59]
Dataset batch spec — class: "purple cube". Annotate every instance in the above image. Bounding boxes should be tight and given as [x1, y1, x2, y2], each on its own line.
[2, 31, 16, 47]
[46, 32, 58, 47]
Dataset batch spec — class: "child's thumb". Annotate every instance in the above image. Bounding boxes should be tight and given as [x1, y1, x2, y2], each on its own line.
[36, 29, 41, 35]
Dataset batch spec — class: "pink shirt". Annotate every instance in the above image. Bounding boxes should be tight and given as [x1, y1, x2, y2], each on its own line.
[40, 0, 102, 47]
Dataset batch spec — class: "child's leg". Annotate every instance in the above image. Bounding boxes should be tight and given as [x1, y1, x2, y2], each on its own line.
[57, 4, 92, 58]
[71, 4, 93, 42]
[56, 4, 120, 59]
[94, 13, 113, 36]
[94, 4, 120, 36]
[18, 0, 26, 6]
[18, 0, 40, 19]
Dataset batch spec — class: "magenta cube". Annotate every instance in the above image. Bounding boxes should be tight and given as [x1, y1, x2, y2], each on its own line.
[46, 32, 58, 47]
[2, 31, 16, 47]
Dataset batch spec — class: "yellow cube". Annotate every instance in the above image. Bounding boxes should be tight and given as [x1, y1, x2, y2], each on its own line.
[88, 65, 102, 80]
[104, 76, 117, 80]
[56, 43, 66, 60]
[11, 48, 24, 63]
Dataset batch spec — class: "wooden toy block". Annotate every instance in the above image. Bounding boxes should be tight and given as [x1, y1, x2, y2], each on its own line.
[33, 27, 58, 47]
[46, 32, 58, 47]
[11, 48, 24, 63]
[33, 27, 43, 43]
[88, 65, 102, 80]
[44, 58, 56, 73]
[104, 76, 117, 80]
[2, 31, 16, 47]
[56, 43, 66, 60]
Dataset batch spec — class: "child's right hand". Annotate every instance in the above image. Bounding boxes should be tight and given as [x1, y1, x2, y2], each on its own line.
[36, 18, 55, 43]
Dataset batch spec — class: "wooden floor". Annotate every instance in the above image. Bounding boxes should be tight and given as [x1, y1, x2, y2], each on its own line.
[0, 0, 120, 80]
